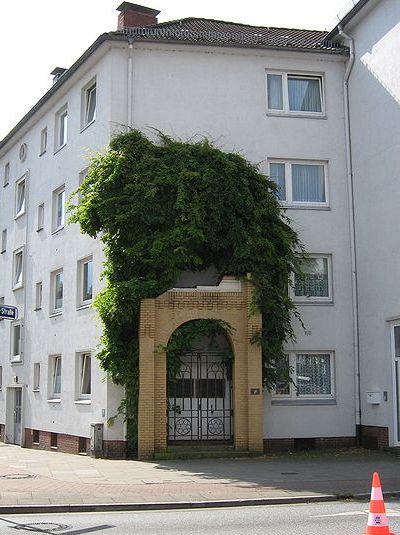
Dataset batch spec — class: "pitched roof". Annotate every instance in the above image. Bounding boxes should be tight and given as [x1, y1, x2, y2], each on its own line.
[116, 17, 348, 54]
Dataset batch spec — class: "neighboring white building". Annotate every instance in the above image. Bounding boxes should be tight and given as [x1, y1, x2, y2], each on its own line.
[0, 0, 396, 457]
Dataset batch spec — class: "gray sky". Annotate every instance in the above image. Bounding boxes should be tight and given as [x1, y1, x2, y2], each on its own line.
[0, 0, 352, 140]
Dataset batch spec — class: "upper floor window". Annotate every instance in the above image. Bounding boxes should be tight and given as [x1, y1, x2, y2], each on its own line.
[82, 81, 96, 129]
[267, 72, 324, 116]
[269, 160, 327, 207]
[3, 162, 10, 187]
[50, 268, 63, 314]
[40, 127, 48, 155]
[77, 256, 93, 307]
[35, 281, 43, 310]
[292, 255, 332, 303]
[55, 105, 68, 150]
[15, 175, 26, 217]
[52, 185, 65, 231]
[1, 228, 7, 253]
[12, 247, 24, 290]
[10, 320, 23, 363]
[0, 297, 4, 321]
[33, 362, 41, 391]
[37, 203, 45, 231]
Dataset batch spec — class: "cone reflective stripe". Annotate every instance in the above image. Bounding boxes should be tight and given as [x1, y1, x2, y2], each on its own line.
[361, 472, 395, 535]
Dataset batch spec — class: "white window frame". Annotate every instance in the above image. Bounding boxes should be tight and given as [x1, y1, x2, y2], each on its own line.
[12, 247, 24, 290]
[77, 256, 93, 307]
[55, 105, 68, 151]
[50, 268, 63, 315]
[33, 362, 41, 391]
[52, 185, 65, 232]
[40, 127, 48, 155]
[0, 366, 2, 390]
[10, 319, 23, 363]
[291, 254, 333, 303]
[0, 297, 4, 321]
[268, 160, 328, 207]
[48, 355, 62, 400]
[37, 203, 45, 231]
[15, 175, 26, 218]
[4, 162, 10, 187]
[81, 80, 96, 129]
[273, 351, 335, 400]
[35, 281, 43, 310]
[1, 228, 7, 253]
[76, 352, 92, 401]
[266, 71, 325, 117]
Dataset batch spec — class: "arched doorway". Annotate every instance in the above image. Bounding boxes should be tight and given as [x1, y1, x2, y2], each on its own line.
[167, 322, 233, 443]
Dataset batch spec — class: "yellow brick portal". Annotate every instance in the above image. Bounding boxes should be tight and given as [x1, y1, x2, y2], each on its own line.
[138, 278, 263, 460]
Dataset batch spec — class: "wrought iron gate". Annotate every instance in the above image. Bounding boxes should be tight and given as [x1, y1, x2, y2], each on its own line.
[168, 351, 232, 442]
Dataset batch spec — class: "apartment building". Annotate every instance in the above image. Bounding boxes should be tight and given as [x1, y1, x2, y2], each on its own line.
[0, 0, 395, 458]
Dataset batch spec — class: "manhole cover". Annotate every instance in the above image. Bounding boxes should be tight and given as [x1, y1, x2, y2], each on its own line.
[14, 522, 71, 532]
[0, 473, 35, 479]
[280, 472, 298, 475]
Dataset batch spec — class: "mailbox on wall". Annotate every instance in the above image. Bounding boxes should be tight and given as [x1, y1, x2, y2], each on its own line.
[366, 392, 381, 405]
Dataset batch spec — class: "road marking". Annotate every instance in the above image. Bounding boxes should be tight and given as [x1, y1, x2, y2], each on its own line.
[313, 510, 400, 519]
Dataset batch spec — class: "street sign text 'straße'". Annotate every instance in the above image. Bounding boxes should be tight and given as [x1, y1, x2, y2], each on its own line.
[0, 305, 18, 320]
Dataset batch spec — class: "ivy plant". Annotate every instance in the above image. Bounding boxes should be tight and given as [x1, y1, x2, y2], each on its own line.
[69, 129, 302, 454]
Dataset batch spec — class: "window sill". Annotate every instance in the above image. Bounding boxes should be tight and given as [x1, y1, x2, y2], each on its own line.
[266, 111, 327, 120]
[54, 144, 66, 155]
[14, 211, 26, 221]
[39, 150, 46, 157]
[10, 359, 23, 365]
[74, 399, 92, 405]
[33, 389, 40, 393]
[282, 205, 330, 211]
[3, 183, 9, 188]
[272, 398, 336, 406]
[34, 307, 42, 312]
[36, 227, 44, 233]
[47, 398, 61, 403]
[76, 303, 92, 311]
[51, 226, 65, 236]
[80, 119, 95, 133]
[12, 284, 24, 292]
[0, 250, 6, 254]
[49, 311, 63, 318]
[293, 300, 334, 306]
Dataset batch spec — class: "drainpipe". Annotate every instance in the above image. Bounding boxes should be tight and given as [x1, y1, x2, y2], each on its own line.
[339, 26, 361, 441]
[127, 39, 134, 129]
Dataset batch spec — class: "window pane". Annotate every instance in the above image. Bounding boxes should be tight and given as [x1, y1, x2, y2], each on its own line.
[57, 190, 65, 227]
[83, 260, 93, 301]
[53, 357, 62, 395]
[60, 112, 67, 146]
[267, 74, 283, 110]
[269, 163, 286, 201]
[12, 325, 21, 356]
[15, 252, 23, 285]
[394, 326, 400, 358]
[86, 86, 96, 124]
[295, 257, 329, 298]
[288, 76, 322, 112]
[55, 272, 63, 310]
[296, 354, 331, 395]
[80, 354, 91, 395]
[275, 355, 290, 395]
[17, 181, 25, 213]
[292, 164, 325, 203]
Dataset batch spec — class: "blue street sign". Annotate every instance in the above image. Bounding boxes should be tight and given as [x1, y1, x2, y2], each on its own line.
[0, 305, 18, 320]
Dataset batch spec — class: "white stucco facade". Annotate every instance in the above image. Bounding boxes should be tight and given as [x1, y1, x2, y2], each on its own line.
[2, 0, 396, 454]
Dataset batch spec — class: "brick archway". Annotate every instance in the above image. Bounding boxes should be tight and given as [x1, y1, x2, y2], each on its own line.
[137, 278, 263, 459]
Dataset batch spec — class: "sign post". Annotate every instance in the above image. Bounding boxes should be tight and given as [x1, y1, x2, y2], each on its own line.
[0, 305, 18, 320]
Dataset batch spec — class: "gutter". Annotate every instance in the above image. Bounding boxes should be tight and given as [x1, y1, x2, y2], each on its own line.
[339, 27, 361, 437]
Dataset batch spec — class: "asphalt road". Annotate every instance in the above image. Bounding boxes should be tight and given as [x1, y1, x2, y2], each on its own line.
[0, 501, 399, 535]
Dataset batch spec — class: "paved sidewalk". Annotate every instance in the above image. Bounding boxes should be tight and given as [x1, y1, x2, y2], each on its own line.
[0, 444, 399, 511]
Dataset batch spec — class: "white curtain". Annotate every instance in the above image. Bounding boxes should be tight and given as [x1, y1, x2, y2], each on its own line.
[267, 74, 283, 110]
[296, 354, 331, 395]
[292, 164, 325, 202]
[288, 77, 322, 112]
[269, 162, 286, 200]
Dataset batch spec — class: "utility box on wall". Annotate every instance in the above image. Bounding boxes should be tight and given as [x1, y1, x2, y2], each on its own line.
[366, 392, 381, 405]
[90, 423, 104, 457]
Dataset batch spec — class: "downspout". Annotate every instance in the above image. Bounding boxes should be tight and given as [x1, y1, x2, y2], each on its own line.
[339, 27, 361, 441]
[127, 39, 134, 129]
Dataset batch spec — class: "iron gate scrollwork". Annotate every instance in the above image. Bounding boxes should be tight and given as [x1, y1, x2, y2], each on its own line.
[168, 351, 232, 442]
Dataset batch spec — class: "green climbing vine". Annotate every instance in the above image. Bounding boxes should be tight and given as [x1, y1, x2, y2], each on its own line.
[69, 129, 302, 453]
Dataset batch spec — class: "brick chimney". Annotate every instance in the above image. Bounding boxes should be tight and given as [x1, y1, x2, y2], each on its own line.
[116, 2, 160, 30]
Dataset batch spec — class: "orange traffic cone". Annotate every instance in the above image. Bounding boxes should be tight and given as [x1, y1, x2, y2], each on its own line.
[362, 472, 395, 535]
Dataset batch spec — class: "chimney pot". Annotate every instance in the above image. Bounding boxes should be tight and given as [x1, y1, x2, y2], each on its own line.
[116, 2, 160, 30]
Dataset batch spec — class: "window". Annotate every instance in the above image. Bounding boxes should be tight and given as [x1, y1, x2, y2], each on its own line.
[1, 229, 6, 253]
[3, 162, 9, 187]
[12, 248, 24, 289]
[273, 352, 334, 400]
[269, 161, 327, 206]
[52, 186, 65, 231]
[49, 355, 62, 399]
[267, 72, 324, 115]
[40, 127, 47, 155]
[82, 81, 96, 128]
[35, 282, 43, 310]
[10, 320, 23, 363]
[0, 366, 2, 390]
[15, 176, 26, 217]
[77, 353, 91, 400]
[37, 203, 44, 231]
[33, 363, 40, 390]
[292, 255, 332, 302]
[50, 269, 63, 314]
[77, 256, 93, 306]
[55, 106, 68, 150]
[0, 297, 4, 321]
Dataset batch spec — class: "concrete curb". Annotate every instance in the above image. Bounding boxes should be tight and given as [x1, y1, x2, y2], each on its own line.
[1, 491, 399, 515]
